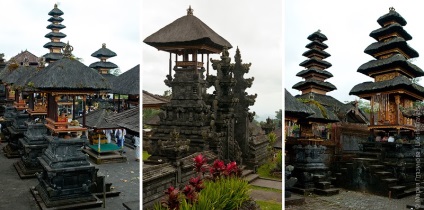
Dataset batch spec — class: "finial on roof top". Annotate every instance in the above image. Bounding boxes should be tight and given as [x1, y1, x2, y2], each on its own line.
[102, 43, 106, 48]
[389, 7, 395, 12]
[317, 29, 321, 33]
[54, 3, 57, 8]
[187, 5, 194, 15]
[23, 56, 29, 67]
[38, 57, 46, 68]
[62, 41, 74, 58]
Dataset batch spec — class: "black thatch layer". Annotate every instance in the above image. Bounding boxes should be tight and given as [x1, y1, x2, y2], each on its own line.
[3, 65, 37, 85]
[48, 5, 64, 16]
[13, 67, 42, 90]
[100, 73, 117, 83]
[284, 89, 314, 119]
[107, 107, 140, 133]
[44, 32, 66, 38]
[299, 58, 332, 69]
[296, 92, 344, 108]
[370, 23, 412, 41]
[377, 9, 406, 27]
[296, 69, 333, 78]
[349, 75, 424, 97]
[43, 53, 63, 61]
[307, 31, 327, 42]
[48, 16, 63, 23]
[303, 102, 340, 123]
[302, 49, 331, 58]
[76, 109, 118, 129]
[28, 57, 110, 91]
[89, 61, 118, 69]
[305, 40, 328, 50]
[144, 12, 232, 51]
[358, 54, 424, 77]
[91, 45, 117, 58]
[43, 42, 66, 49]
[292, 79, 336, 91]
[46, 24, 66, 30]
[364, 37, 418, 58]
[111, 64, 139, 95]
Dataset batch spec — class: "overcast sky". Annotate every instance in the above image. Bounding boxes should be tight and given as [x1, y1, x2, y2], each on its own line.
[285, 1, 424, 104]
[0, 0, 139, 74]
[142, 0, 282, 122]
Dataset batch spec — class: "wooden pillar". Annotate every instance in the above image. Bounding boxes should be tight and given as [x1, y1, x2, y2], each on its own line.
[118, 94, 121, 113]
[207, 54, 210, 76]
[395, 95, 400, 126]
[82, 95, 86, 127]
[72, 95, 76, 120]
[370, 96, 374, 126]
[169, 52, 172, 77]
[28, 92, 34, 111]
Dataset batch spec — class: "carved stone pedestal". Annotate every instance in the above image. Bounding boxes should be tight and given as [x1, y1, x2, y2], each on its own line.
[14, 121, 48, 178]
[31, 136, 102, 209]
[3, 110, 29, 158]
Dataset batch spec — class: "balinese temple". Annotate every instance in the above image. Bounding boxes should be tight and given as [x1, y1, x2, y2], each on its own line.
[350, 7, 424, 136]
[43, 4, 66, 63]
[143, 6, 231, 162]
[142, 90, 169, 109]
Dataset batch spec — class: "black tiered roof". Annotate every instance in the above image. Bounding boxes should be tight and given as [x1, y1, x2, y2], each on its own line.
[293, 30, 336, 93]
[91, 44, 117, 58]
[43, 4, 66, 63]
[350, 7, 424, 101]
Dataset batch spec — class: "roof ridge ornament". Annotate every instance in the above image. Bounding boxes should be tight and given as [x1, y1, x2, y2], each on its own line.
[62, 41, 74, 58]
[54, 3, 57, 8]
[389, 7, 395, 12]
[187, 5, 193, 16]
[317, 29, 321, 33]
[102, 43, 106, 48]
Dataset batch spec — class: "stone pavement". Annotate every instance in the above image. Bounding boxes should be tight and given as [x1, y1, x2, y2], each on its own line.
[286, 190, 420, 210]
[249, 178, 282, 203]
[0, 142, 140, 210]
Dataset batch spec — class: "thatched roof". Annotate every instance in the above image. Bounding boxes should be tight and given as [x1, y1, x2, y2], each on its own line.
[370, 23, 411, 41]
[91, 44, 117, 58]
[306, 40, 328, 50]
[43, 53, 63, 61]
[143, 90, 169, 108]
[307, 30, 328, 42]
[284, 89, 314, 119]
[48, 16, 63, 23]
[111, 64, 139, 95]
[28, 57, 110, 91]
[3, 65, 38, 85]
[144, 6, 232, 53]
[47, 23, 66, 30]
[48, 4, 64, 16]
[302, 49, 331, 59]
[76, 109, 118, 129]
[296, 68, 333, 78]
[364, 37, 418, 58]
[7, 50, 39, 65]
[358, 53, 424, 77]
[299, 58, 332, 69]
[292, 79, 336, 92]
[350, 75, 424, 98]
[43, 42, 66, 48]
[100, 73, 117, 83]
[107, 107, 140, 133]
[89, 61, 118, 69]
[377, 8, 406, 27]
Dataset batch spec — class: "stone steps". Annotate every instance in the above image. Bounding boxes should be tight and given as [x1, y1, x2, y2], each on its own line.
[243, 173, 259, 183]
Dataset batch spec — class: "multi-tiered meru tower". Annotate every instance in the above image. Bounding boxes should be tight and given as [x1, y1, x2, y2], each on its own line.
[43, 4, 66, 63]
[293, 30, 336, 96]
[350, 7, 424, 135]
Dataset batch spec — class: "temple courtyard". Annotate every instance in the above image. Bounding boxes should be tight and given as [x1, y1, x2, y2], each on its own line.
[287, 190, 418, 210]
[0, 142, 140, 210]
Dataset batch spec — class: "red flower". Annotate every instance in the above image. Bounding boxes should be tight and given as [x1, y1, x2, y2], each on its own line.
[212, 159, 226, 171]
[193, 154, 207, 173]
[182, 185, 197, 203]
[189, 176, 204, 192]
[225, 161, 238, 175]
[162, 186, 180, 210]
